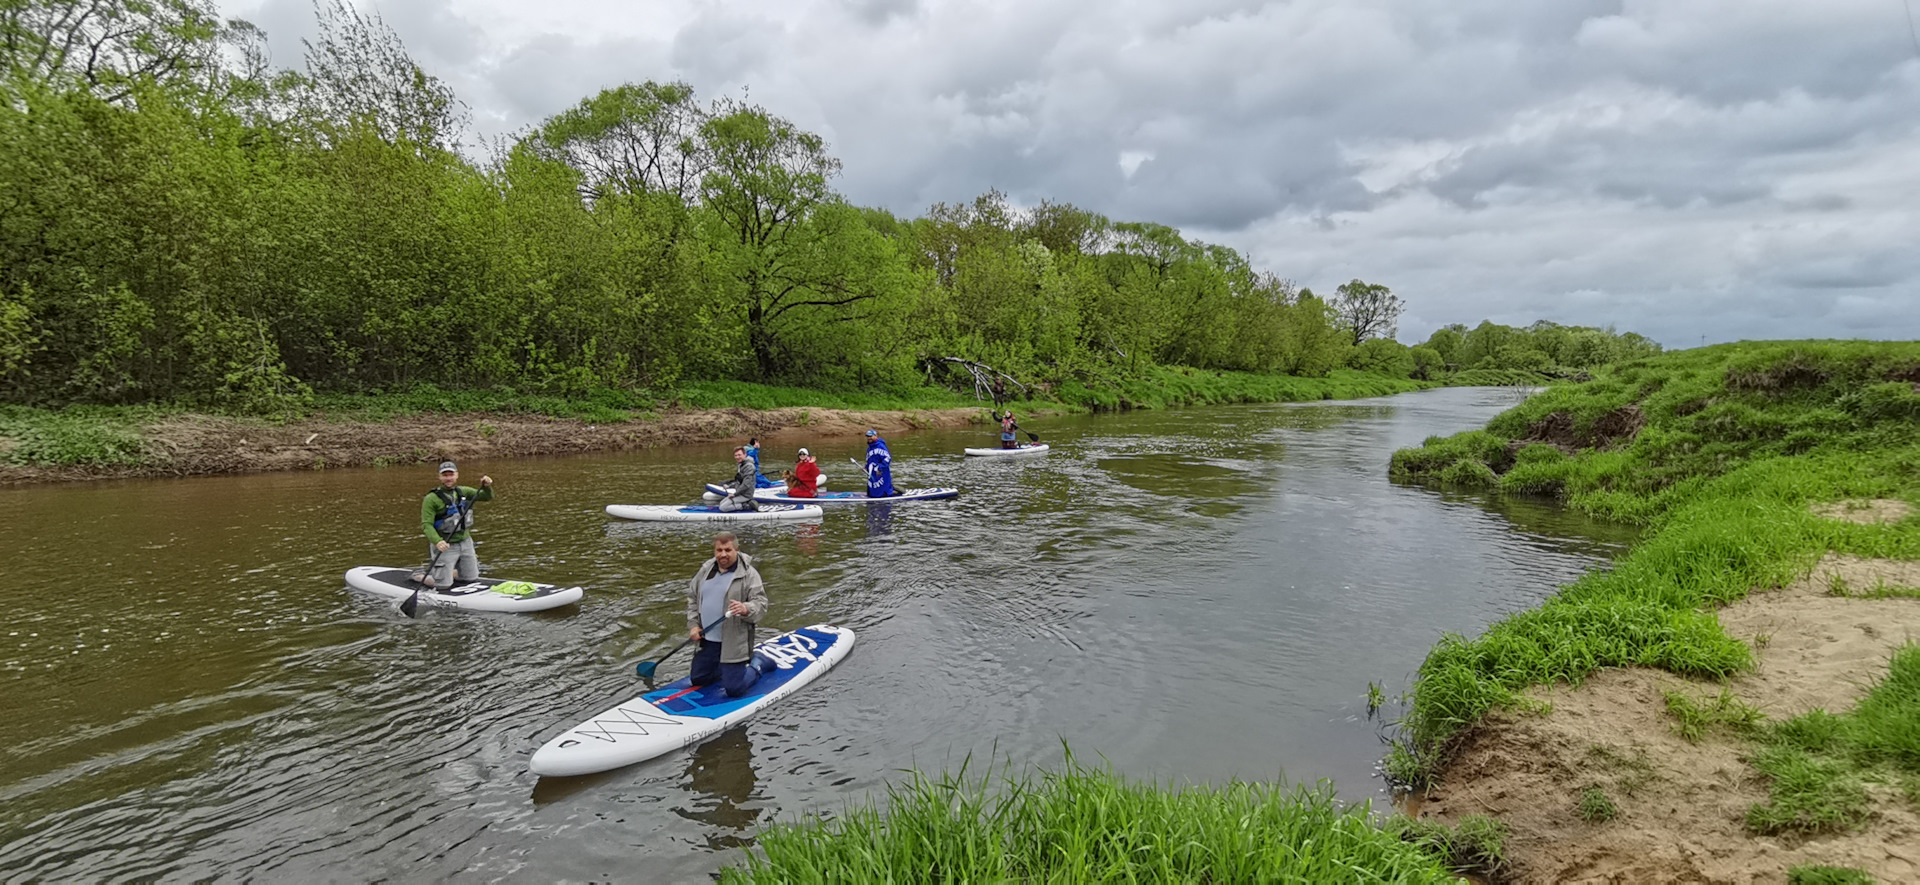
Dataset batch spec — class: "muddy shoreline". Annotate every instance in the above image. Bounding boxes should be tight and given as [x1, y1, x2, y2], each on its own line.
[0, 405, 992, 485]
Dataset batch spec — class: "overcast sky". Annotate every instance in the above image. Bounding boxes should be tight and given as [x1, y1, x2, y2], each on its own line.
[220, 0, 1920, 347]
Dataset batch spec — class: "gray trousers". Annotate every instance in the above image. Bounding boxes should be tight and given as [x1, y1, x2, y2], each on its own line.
[426, 538, 479, 587]
[718, 492, 756, 512]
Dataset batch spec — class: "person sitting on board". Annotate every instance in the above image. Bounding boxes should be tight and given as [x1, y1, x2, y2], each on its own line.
[687, 532, 774, 696]
[996, 410, 1021, 449]
[744, 437, 776, 488]
[719, 447, 759, 512]
[420, 461, 493, 587]
[784, 447, 821, 498]
[863, 429, 899, 497]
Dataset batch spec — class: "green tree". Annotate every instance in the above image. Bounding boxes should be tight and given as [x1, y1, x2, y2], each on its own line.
[1332, 279, 1404, 345]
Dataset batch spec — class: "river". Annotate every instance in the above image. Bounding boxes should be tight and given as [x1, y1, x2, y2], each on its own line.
[0, 387, 1636, 882]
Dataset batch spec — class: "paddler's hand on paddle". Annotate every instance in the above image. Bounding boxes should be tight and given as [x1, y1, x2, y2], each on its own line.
[726, 599, 752, 618]
[479, 475, 493, 488]
[435, 540, 450, 552]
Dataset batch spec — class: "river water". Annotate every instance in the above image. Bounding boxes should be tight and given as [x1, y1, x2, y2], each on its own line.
[0, 387, 1636, 882]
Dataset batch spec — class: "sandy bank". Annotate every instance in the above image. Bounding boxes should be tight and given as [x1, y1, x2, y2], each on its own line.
[1408, 500, 1920, 883]
[0, 405, 990, 485]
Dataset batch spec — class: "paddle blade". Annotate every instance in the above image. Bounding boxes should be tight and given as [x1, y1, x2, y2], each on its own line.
[635, 660, 659, 679]
[400, 587, 422, 618]
[1025, 431, 1040, 442]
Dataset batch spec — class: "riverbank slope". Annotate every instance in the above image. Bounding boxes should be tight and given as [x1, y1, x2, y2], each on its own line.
[0, 368, 1428, 484]
[1389, 340, 1920, 881]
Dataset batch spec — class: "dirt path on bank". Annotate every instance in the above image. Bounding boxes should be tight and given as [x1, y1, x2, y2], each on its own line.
[0, 406, 989, 484]
[1409, 500, 1920, 884]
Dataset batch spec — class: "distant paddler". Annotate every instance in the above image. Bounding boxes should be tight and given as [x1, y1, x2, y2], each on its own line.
[783, 447, 821, 498]
[861, 429, 899, 497]
[718, 447, 760, 512]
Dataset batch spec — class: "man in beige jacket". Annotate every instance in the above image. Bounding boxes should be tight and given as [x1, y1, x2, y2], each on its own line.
[686, 532, 772, 696]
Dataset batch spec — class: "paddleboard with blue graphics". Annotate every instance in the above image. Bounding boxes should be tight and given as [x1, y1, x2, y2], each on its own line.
[605, 503, 823, 522]
[964, 443, 1050, 457]
[529, 624, 856, 777]
[703, 481, 787, 501]
[343, 566, 584, 613]
[751, 487, 958, 505]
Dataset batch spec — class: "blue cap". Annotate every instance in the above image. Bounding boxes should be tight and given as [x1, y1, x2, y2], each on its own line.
[865, 429, 877, 437]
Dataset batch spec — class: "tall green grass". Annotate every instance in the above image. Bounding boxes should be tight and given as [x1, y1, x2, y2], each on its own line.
[1386, 342, 1920, 787]
[723, 755, 1462, 883]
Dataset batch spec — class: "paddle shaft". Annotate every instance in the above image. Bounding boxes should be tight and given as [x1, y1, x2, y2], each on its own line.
[637, 613, 729, 678]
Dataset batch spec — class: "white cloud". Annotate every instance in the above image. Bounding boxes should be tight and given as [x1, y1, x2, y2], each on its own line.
[218, 0, 1920, 346]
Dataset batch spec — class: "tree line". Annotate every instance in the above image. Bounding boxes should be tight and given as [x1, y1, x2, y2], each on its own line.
[0, 1, 1654, 412]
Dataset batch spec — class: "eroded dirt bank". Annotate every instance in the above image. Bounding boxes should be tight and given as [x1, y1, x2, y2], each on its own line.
[0, 406, 989, 484]
[1408, 500, 1920, 884]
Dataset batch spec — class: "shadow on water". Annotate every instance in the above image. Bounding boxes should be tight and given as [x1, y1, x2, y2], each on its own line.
[0, 386, 1635, 881]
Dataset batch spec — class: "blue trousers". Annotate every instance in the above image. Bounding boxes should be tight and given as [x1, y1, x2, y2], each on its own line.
[689, 640, 760, 696]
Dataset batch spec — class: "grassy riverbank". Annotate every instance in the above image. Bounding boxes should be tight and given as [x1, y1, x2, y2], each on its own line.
[721, 755, 1496, 883]
[0, 367, 1427, 477]
[1385, 340, 1920, 880]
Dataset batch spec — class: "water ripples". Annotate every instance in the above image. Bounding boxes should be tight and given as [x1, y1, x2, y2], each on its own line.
[0, 389, 1637, 881]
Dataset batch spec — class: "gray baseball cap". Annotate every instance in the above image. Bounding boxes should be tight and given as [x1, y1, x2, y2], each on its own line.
[438, 461, 457, 473]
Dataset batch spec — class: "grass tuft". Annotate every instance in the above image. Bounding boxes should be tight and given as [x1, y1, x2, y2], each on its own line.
[1576, 786, 1618, 822]
[1663, 687, 1763, 743]
[1788, 866, 1878, 885]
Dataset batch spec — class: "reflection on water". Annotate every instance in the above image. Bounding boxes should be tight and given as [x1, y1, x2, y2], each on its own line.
[676, 728, 762, 847]
[0, 387, 1634, 881]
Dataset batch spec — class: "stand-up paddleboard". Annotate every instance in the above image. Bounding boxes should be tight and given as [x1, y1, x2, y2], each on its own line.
[344, 566, 584, 613]
[752, 487, 958, 505]
[965, 443, 1050, 456]
[703, 482, 788, 501]
[605, 503, 823, 522]
[529, 624, 855, 777]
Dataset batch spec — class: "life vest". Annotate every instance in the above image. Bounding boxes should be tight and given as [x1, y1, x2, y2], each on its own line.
[432, 487, 473, 536]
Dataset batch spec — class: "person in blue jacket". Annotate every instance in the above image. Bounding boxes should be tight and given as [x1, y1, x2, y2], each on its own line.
[744, 437, 775, 488]
[862, 429, 898, 497]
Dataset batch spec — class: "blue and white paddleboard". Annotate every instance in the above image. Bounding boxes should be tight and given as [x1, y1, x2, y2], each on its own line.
[964, 443, 1049, 457]
[529, 624, 855, 777]
[605, 503, 823, 522]
[752, 487, 958, 505]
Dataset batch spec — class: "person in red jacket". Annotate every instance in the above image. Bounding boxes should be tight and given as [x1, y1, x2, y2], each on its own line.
[785, 447, 822, 498]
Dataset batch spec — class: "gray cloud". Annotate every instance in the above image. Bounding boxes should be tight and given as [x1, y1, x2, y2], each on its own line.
[218, 0, 1920, 346]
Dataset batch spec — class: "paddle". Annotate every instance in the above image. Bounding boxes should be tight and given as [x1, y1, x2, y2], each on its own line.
[401, 544, 448, 618]
[637, 613, 727, 679]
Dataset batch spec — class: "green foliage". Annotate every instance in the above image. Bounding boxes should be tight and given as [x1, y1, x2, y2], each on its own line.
[724, 754, 1458, 883]
[0, 405, 154, 466]
[1387, 342, 1920, 790]
[1417, 319, 1661, 383]
[1350, 337, 1416, 378]
[1748, 644, 1920, 836]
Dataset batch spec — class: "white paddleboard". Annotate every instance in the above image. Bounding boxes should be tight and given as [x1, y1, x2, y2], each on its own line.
[605, 503, 824, 522]
[343, 566, 584, 613]
[964, 443, 1050, 456]
[703, 481, 788, 502]
[529, 624, 855, 777]
[752, 487, 959, 505]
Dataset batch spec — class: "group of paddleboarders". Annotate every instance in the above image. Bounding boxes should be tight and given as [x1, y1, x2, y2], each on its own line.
[709, 428, 901, 510]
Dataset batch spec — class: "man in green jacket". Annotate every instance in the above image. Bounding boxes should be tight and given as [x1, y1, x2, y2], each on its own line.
[421, 460, 494, 588]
